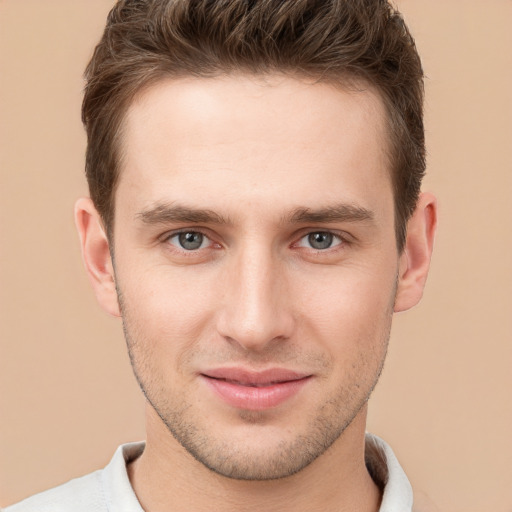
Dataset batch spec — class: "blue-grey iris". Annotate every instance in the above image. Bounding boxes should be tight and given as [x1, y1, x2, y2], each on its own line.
[308, 232, 333, 250]
[179, 232, 204, 250]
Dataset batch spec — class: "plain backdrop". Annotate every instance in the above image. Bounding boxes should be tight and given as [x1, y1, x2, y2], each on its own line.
[1, 1, 511, 511]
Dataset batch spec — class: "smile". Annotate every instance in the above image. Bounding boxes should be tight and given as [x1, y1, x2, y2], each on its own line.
[200, 368, 312, 410]
[213, 378, 293, 388]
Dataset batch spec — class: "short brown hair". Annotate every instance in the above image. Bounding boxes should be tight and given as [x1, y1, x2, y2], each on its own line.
[83, 0, 425, 250]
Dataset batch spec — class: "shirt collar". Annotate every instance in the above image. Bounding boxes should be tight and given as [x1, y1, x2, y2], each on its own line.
[102, 434, 413, 512]
[365, 433, 414, 511]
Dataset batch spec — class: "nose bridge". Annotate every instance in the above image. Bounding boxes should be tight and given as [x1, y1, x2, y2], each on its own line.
[217, 239, 293, 350]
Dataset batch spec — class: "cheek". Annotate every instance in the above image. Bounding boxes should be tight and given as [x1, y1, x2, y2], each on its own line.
[292, 264, 396, 350]
[117, 266, 219, 359]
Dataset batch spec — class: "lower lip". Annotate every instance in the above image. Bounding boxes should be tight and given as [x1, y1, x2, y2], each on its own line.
[202, 375, 311, 411]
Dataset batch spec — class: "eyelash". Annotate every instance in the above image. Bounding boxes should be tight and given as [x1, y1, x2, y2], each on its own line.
[163, 229, 218, 253]
[294, 231, 346, 251]
[161, 228, 350, 255]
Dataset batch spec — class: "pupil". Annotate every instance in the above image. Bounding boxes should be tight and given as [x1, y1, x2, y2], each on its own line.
[179, 232, 203, 250]
[309, 232, 332, 250]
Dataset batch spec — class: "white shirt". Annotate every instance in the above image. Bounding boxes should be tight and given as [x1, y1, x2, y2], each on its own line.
[5, 433, 414, 512]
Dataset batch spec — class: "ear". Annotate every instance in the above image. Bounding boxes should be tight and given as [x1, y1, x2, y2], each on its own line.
[74, 197, 121, 317]
[394, 192, 437, 312]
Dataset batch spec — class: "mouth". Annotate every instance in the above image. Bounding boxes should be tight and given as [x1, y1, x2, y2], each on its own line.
[200, 368, 312, 410]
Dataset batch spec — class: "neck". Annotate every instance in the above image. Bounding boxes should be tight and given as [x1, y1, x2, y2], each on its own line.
[128, 404, 381, 512]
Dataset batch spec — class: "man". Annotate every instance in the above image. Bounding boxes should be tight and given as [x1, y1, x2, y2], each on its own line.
[6, 0, 437, 511]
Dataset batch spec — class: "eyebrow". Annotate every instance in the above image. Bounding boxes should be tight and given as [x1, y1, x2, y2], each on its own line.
[286, 204, 375, 224]
[136, 203, 232, 225]
[136, 202, 374, 226]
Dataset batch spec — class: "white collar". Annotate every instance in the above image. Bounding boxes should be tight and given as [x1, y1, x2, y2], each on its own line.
[102, 433, 413, 512]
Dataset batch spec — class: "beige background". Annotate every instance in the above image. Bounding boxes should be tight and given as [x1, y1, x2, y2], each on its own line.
[1, 1, 511, 510]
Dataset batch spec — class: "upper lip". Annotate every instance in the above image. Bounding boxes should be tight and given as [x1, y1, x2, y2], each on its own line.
[201, 368, 311, 386]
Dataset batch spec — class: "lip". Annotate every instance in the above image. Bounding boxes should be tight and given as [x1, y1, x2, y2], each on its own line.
[200, 368, 312, 411]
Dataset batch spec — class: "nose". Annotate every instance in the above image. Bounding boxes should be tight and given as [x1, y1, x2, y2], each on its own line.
[216, 246, 295, 352]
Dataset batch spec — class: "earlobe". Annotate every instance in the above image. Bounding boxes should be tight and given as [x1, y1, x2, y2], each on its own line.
[394, 192, 437, 313]
[74, 198, 121, 317]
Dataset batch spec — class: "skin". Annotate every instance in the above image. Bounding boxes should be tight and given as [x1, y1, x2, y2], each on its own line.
[76, 74, 436, 512]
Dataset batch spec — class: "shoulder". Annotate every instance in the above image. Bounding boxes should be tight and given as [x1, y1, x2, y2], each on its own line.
[3, 442, 145, 512]
[3, 470, 106, 512]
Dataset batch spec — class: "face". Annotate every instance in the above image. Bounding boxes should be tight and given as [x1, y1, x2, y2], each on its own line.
[111, 75, 400, 480]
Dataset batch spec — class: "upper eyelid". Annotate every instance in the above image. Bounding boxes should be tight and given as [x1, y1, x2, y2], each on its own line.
[294, 228, 352, 243]
[158, 230, 215, 253]
[160, 227, 213, 241]
[163, 230, 218, 255]
[159, 228, 352, 248]
[295, 231, 344, 248]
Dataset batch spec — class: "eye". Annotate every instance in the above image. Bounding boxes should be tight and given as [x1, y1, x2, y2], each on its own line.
[168, 231, 210, 251]
[297, 232, 343, 250]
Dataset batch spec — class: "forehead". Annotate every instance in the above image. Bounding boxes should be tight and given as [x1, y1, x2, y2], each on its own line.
[116, 74, 392, 222]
